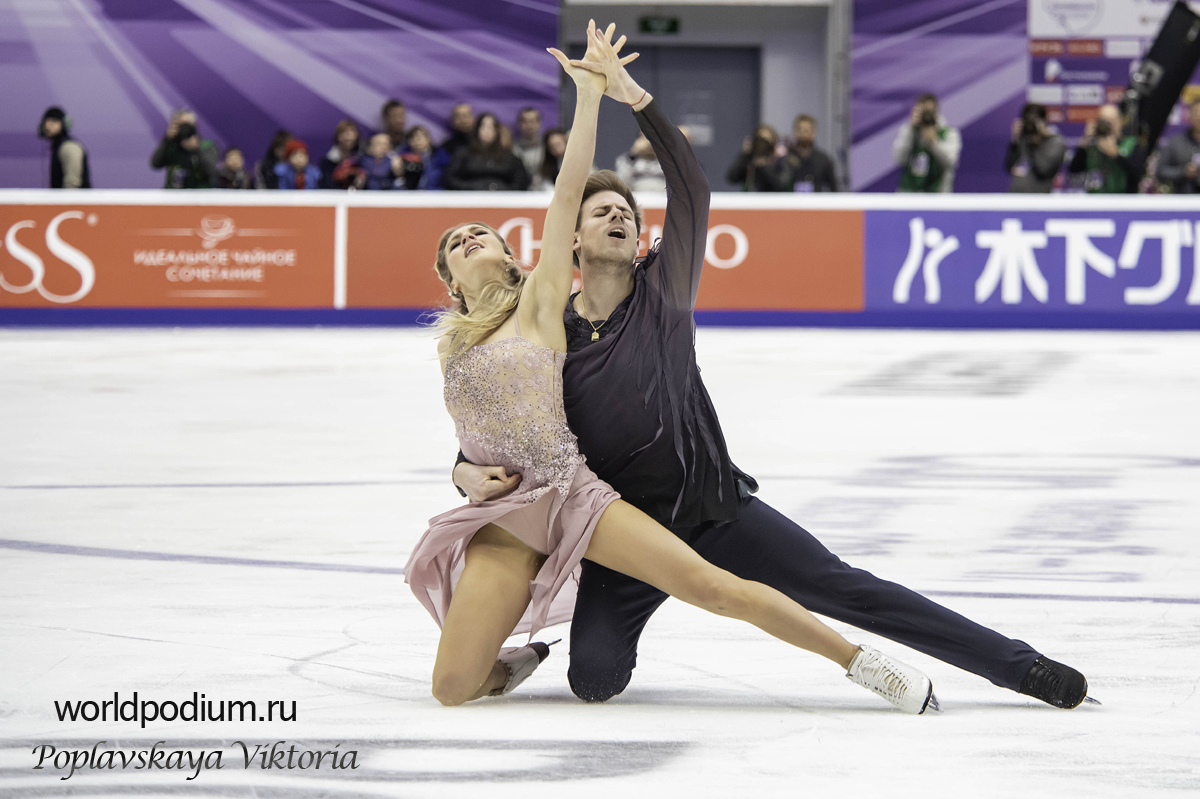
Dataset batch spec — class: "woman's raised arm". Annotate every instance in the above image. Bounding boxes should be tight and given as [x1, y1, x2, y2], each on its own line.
[523, 22, 638, 332]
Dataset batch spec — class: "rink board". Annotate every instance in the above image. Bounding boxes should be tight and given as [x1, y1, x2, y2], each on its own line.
[1, 191, 1199, 327]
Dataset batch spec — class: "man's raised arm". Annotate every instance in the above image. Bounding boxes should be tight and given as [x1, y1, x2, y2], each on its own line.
[585, 49, 709, 312]
[634, 100, 710, 311]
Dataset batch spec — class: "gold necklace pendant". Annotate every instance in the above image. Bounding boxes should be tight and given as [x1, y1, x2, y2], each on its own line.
[579, 292, 604, 342]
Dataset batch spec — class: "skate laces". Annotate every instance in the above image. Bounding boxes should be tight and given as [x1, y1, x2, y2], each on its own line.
[849, 647, 913, 703]
[1019, 656, 1090, 708]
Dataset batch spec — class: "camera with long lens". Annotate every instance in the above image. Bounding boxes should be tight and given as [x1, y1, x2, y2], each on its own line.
[1094, 119, 1113, 138]
[750, 134, 775, 160]
[175, 122, 198, 144]
[918, 109, 938, 128]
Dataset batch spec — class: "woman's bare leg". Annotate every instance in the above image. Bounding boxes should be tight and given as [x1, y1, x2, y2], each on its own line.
[432, 524, 546, 705]
[584, 501, 860, 669]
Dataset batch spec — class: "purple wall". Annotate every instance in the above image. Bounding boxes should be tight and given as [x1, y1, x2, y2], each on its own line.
[1, 0, 559, 188]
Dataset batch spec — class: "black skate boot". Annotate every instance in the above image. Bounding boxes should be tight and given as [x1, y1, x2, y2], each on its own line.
[1018, 656, 1093, 708]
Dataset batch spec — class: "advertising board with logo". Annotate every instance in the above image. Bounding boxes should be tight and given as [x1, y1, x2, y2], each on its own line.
[345, 206, 864, 312]
[0, 205, 335, 307]
[1027, 0, 1200, 136]
[4, 194, 1200, 328]
[865, 209, 1200, 313]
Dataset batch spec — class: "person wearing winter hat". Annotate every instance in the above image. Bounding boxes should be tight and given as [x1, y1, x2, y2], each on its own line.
[38, 107, 91, 189]
[274, 139, 322, 190]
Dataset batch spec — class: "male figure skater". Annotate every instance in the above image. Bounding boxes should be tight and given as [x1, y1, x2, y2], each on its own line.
[453, 37, 1089, 710]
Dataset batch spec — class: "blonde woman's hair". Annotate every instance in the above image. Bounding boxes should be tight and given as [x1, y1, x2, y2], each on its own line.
[431, 222, 527, 358]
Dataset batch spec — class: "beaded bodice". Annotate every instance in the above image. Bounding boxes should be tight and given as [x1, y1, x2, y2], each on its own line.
[444, 335, 582, 503]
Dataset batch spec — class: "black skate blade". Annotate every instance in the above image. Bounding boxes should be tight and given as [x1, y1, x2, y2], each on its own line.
[1083, 696, 1102, 706]
[529, 639, 561, 663]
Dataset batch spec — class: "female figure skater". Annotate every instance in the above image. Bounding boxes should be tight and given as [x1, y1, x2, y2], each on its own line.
[405, 22, 937, 714]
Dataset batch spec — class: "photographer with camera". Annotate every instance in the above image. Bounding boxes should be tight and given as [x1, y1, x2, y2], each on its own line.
[893, 93, 960, 192]
[1004, 103, 1065, 192]
[1155, 101, 1200, 193]
[726, 124, 792, 191]
[1067, 104, 1142, 193]
[150, 108, 219, 189]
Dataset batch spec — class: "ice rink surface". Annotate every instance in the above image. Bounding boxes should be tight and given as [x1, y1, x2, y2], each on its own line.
[1, 326, 1198, 798]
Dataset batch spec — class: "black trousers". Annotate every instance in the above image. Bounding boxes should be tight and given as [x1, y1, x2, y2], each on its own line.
[567, 496, 1040, 702]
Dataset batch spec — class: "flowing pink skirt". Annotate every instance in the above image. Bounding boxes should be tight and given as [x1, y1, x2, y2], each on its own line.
[404, 461, 619, 639]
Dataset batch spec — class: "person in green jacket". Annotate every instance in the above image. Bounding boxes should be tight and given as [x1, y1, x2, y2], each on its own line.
[150, 109, 219, 189]
[893, 93, 961, 192]
[1067, 104, 1145, 193]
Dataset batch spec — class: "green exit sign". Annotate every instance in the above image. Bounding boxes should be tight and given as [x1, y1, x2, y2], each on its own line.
[639, 16, 679, 34]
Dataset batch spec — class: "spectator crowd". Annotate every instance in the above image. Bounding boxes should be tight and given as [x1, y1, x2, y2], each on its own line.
[35, 99, 568, 193]
[35, 97, 844, 193]
[36, 91, 1200, 194]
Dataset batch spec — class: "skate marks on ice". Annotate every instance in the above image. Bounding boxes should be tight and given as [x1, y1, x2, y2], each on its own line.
[0, 538, 405, 576]
[0, 470, 457, 492]
[833, 351, 1074, 396]
[0, 737, 685, 795]
[840, 453, 1200, 491]
[967, 499, 1155, 585]
[776, 453, 1200, 600]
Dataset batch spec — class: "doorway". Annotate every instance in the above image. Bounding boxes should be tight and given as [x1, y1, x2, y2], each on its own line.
[562, 45, 761, 190]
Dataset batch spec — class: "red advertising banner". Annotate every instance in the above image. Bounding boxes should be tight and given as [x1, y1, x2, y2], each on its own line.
[346, 206, 863, 311]
[3, 193, 1197, 328]
[0, 205, 335, 307]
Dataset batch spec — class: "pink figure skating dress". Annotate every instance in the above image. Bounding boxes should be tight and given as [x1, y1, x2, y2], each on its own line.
[404, 318, 620, 639]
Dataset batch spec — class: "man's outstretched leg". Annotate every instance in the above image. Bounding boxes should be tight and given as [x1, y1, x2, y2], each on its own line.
[567, 559, 668, 702]
[690, 497, 1088, 707]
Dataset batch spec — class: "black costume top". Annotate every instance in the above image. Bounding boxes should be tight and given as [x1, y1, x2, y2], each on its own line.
[559, 100, 756, 529]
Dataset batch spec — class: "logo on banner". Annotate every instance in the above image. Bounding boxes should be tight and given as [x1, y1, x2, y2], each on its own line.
[891, 216, 1200, 307]
[497, 216, 748, 270]
[0, 211, 96, 303]
[1042, 0, 1102, 36]
[893, 218, 959, 304]
[134, 215, 297, 285]
[198, 215, 237, 248]
[1044, 59, 1110, 84]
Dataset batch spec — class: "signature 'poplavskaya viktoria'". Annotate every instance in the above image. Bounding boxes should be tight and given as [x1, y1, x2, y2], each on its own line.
[32, 740, 359, 781]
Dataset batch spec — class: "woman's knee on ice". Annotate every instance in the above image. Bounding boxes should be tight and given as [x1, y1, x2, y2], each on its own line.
[432, 663, 489, 707]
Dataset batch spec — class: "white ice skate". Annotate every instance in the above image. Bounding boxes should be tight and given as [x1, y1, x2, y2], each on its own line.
[489, 640, 556, 697]
[846, 646, 939, 714]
